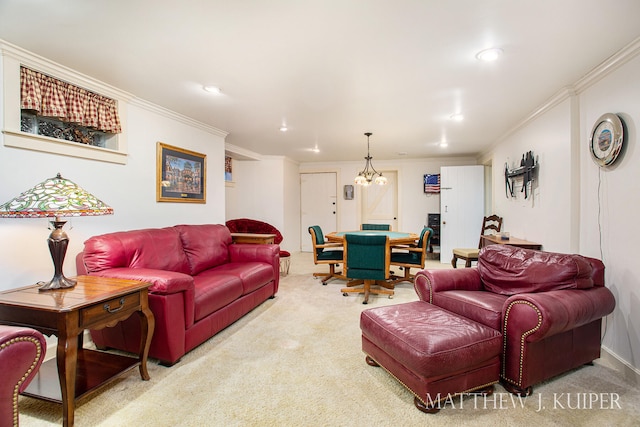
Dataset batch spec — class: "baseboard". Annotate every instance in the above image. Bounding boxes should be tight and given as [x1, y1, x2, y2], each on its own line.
[599, 346, 640, 385]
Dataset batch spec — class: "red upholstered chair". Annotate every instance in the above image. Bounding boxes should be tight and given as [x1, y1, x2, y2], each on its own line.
[415, 245, 616, 396]
[0, 325, 46, 426]
[225, 218, 291, 275]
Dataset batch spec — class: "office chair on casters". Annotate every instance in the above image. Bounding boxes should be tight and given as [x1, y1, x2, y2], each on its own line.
[389, 227, 432, 285]
[341, 233, 393, 304]
[451, 215, 503, 268]
[308, 225, 345, 284]
[360, 224, 391, 231]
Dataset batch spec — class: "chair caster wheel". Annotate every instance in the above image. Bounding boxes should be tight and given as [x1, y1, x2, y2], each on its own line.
[343, 293, 348, 296]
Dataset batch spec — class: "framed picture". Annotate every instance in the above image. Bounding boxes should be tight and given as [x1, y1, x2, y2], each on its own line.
[424, 174, 440, 193]
[156, 142, 206, 203]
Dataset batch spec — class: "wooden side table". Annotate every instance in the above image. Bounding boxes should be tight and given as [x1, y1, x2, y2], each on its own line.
[480, 235, 542, 250]
[231, 232, 276, 244]
[0, 276, 155, 427]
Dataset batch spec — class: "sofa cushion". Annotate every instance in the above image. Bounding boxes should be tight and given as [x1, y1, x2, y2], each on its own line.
[176, 224, 232, 275]
[83, 227, 190, 274]
[432, 290, 507, 330]
[212, 262, 275, 295]
[478, 245, 595, 295]
[192, 272, 243, 322]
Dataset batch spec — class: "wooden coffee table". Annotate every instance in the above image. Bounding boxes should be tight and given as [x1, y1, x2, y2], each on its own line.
[0, 275, 155, 427]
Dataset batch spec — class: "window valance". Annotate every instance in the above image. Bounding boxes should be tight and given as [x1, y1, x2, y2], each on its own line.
[20, 66, 122, 134]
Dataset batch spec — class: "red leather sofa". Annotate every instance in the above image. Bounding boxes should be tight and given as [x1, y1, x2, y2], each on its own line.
[0, 325, 46, 426]
[415, 245, 615, 396]
[76, 224, 280, 365]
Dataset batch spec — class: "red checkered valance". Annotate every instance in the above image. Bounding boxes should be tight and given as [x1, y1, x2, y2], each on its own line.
[20, 66, 122, 134]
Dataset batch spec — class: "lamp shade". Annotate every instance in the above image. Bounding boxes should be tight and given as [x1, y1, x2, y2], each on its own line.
[0, 173, 113, 218]
[0, 173, 112, 291]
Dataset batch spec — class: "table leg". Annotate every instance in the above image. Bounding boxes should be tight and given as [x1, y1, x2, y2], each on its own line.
[57, 329, 78, 427]
[136, 301, 155, 381]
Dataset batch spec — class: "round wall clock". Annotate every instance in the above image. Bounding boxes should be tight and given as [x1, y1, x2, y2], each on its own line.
[589, 113, 625, 167]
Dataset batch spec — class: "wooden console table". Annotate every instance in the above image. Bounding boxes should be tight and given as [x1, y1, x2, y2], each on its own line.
[0, 276, 155, 427]
[481, 235, 542, 250]
[231, 232, 276, 244]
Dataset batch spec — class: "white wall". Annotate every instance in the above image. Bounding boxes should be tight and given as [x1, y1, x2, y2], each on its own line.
[579, 53, 640, 371]
[0, 62, 227, 291]
[488, 44, 640, 372]
[225, 155, 300, 253]
[492, 97, 575, 252]
[299, 156, 478, 239]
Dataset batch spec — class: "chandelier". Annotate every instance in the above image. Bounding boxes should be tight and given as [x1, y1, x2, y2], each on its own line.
[355, 132, 387, 186]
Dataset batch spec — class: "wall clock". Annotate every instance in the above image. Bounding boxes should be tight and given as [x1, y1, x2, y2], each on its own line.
[589, 113, 625, 168]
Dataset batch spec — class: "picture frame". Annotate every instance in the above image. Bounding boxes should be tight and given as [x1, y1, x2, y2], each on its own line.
[156, 142, 206, 203]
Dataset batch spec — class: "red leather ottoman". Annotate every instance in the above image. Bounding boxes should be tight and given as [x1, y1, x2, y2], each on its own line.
[360, 301, 502, 413]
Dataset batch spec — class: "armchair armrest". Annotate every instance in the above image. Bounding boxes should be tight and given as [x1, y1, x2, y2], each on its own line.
[88, 268, 194, 295]
[503, 286, 616, 342]
[414, 268, 482, 303]
[317, 242, 343, 249]
[0, 325, 46, 425]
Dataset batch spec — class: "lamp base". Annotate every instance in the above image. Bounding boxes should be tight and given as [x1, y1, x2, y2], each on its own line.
[39, 274, 77, 292]
[38, 218, 77, 292]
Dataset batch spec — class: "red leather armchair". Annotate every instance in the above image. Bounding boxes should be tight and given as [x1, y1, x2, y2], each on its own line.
[0, 325, 46, 426]
[226, 218, 291, 275]
[414, 245, 615, 396]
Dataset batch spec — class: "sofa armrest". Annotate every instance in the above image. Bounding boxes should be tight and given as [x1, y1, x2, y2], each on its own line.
[88, 268, 194, 295]
[229, 243, 280, 264]
[503, 286, 616, 342]
[414, 268, 482, 303]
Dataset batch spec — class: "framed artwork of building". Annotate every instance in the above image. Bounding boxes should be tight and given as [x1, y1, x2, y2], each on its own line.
[156, 142, 206, 203]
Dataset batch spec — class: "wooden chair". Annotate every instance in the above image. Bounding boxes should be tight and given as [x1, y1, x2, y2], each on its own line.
[451, 214, 503, 268]
[389, 227, 432, 284]
[308, 225, 345, 284]
[360, 224, 391, 231]
[341, 233, 394, 304]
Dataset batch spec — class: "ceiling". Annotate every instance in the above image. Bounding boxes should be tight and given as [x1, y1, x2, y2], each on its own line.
[2, 1, 640, 163]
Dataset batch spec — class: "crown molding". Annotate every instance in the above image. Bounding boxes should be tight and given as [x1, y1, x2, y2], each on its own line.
[481, 35, 640, 159]
[128, 97, 228, 138]
[0, 39, 133, 102]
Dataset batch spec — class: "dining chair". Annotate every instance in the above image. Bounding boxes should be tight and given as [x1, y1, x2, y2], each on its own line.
[389, 227, 432, 285]
[451, 214, 503, 268]
[360, 224, 391, 231]
[308, 225, 345, 284]
[341, 233, 393, 304]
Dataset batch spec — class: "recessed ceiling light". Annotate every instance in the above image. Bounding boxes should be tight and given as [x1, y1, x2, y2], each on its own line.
[203, 85, 222, 94]
[476, 48, 503, 62]
[439, 140, 448, 148]
[450, 113, 464, 121]
[280, 126, 288, 132]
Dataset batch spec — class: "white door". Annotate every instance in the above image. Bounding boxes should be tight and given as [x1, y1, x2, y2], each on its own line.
[360, 170, 398, 230]
[300, 172, 338, 252]
[440, 166, 485, 264]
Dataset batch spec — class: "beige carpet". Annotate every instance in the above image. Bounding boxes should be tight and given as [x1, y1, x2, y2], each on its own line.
[19, 253, 640, 426]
